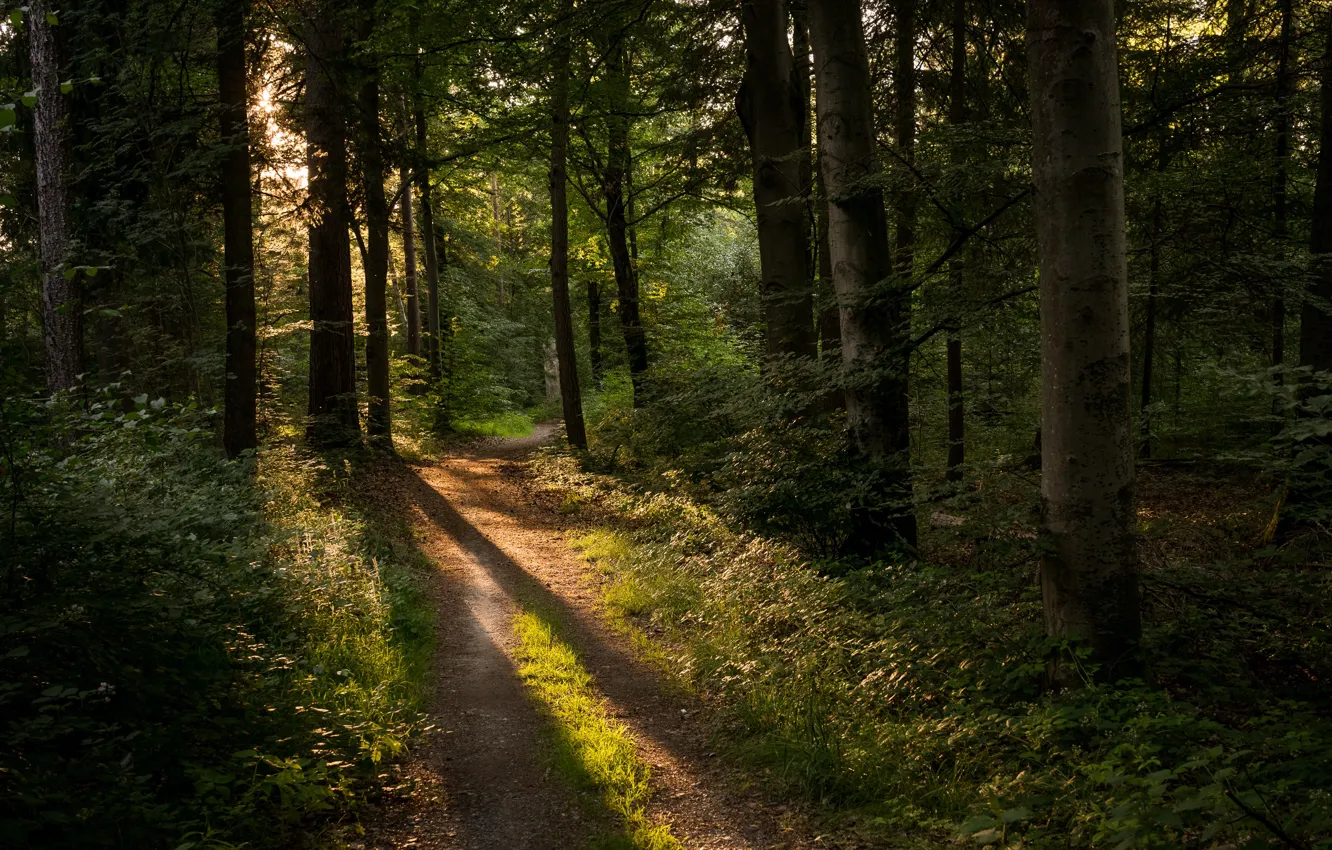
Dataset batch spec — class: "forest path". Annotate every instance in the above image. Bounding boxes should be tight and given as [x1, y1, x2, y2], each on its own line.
[362, 425, 812, 850]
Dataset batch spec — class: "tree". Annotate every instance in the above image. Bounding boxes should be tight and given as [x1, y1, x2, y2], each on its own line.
[1308, 11, 1332, 378]
[415, 95, 443, 382]
[602, 36, 649, 406]
[358, 6, 392, 444]
[737, 0, 815, 361]
[29, 0, 83, 394]
[401, 108, 421, 360]
[304, 2, 360, 447]
[945, 0, 966, 481]
[217, 0, 257, 457]
[808, 0, 917, 554]
[1028, 0, 1140, 679]
[548, 0, 587, 450]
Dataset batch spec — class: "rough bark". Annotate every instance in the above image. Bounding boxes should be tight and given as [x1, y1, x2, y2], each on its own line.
[1306, 11, 1332, 375]
[30, 0, 83, 394]
[304, 3, 360, 447]
[603, 41, 649, 405]
[359, 10, 391, 444]
[738, 0, 815, 361]
[1028, 0, 1140, 679]
[1272, 0, 1292, 388]
[808, 0, 917, 553]
[946, 0, 966, 482]
[217, 0, 257, 457]
[549, 3, 588, 450]
[893, 0, 917, 298]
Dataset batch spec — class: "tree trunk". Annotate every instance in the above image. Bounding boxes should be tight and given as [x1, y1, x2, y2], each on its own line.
[359, 10, 391, 444]
[1272, 0, 1292, 390]
[1140, 196, 1161, 458]
[588, 278, 603, 384]
[217, 0, 257, 457]
[1306, 11, 1332, 376]
[30, 0, 83, 394]
[304, 4, 360, 447]
[738, 0, 815, 361]
[946, 0, 966, 482]
[603, 41, 649, 405]
[415, 98, 441, 382]
[549, 2, 588, 450]
[400, 142, 420, 359]
[808, 0, 917, 554]
[893, 0, 917, 298]
[1028, 0, 1140, 680]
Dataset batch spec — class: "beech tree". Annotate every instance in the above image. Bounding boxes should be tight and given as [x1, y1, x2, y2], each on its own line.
[358, 6, 392, 444]
[737, 0, 815, 361]
[1028, 0, 1140, 678]
[808, 0, 917, 553]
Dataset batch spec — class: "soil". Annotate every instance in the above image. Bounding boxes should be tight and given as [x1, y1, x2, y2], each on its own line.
[360, 426, 815, 850]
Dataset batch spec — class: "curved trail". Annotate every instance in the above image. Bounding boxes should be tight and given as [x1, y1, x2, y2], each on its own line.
[363, 426, 812, 850]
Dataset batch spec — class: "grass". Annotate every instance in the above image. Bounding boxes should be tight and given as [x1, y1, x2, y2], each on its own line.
[512, 607, 683, 850]
[451, 410, 536, 438]
[529, 447, 1332, 849]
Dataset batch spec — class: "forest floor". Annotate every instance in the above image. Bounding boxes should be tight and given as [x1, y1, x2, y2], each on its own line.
[358, 425, 815, 850]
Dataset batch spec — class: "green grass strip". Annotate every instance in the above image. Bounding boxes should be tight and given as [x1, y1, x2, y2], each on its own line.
[513, 610, 683, 850]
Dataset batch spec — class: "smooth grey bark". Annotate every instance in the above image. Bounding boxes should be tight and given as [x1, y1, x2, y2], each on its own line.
[304, 3, 360, 446]
[217, 0, 257, 457]
[358, 9, 391, 444]
[29, 0, 83, 394]
[548, 1, 588, 450]
[737, 0, 815, 360]
[808, 0, 917, 553]
[1028, 0, 1140, 679]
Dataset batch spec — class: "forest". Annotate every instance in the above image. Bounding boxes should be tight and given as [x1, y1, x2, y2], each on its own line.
[2, 0, 1332, 847]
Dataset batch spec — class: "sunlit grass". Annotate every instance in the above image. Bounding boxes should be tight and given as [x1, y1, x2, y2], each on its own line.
[513, 609, 682, 850]
[452, 410, 535, 438]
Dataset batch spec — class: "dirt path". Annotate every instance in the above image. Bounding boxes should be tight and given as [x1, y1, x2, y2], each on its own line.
[362, 426, 812, 850]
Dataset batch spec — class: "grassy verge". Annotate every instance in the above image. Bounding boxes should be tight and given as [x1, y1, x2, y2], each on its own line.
[529, 447, 1332, 849]
[0, 402, 432, 849]
[512, 606, 682, 850]
[451, 411, 535, 438]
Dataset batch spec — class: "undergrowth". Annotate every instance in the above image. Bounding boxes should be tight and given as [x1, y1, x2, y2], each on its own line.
[529, 446, 1332, 849]
[0, 393, 431, 849]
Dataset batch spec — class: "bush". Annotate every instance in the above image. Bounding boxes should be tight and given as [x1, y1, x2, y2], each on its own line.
[0, 391, 428, 849]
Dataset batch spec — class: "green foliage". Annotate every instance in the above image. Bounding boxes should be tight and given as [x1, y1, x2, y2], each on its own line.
[0, 392, 430, 849]
[531, 450, 1332, 849]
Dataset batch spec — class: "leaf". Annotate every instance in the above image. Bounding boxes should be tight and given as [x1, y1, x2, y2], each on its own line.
[960, 815, 996, 835]
[1001, 806, 1031, 824]
[59, 80, 72, 95]
[0, 108, 15, 130]
[45, 11, 57, 25]
[21, 92, 37, 109]
[8, 9, 20, 27]
[5, 646, 29, 658]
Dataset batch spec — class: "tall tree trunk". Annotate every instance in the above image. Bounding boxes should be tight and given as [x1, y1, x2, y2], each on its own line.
[893, 0, 917, 297]
[400, 134, 420, 359]
[1140, 196, 1161, 459]
[1028, 0, 1140, 680]
[945, 0, 966, 482]
[359, 11, 391, 444]
[304, 3, 360, 446]
[217, 0, 257, 456]
[808, 0, 917, 554]
[738, 0, 815, 361]
[587, 278, 603, 384]
[603, 41, 649, 405]
[1272, 0, 1292, 389]
[1306, 11, 1332, 376]
[415, 97, 441, 382]
[29, 0, 83, 394]
[549, 1, 588, 450]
